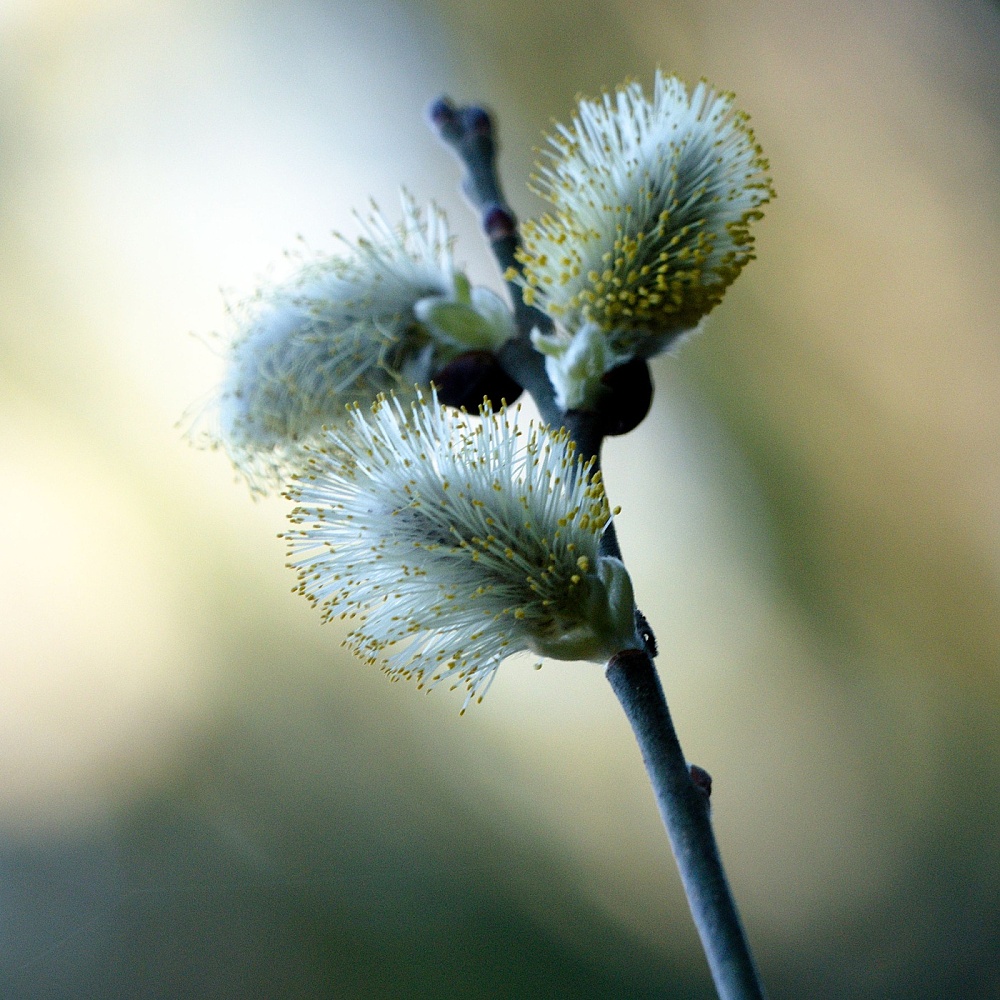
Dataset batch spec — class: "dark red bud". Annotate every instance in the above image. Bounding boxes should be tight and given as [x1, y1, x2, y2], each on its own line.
[598, 358, 653, 436]
[432, 350, 523, 412]
[483, 204, 517, 241]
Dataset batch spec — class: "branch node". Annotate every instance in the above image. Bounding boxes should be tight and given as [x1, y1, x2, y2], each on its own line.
[606, 647, 648, 675]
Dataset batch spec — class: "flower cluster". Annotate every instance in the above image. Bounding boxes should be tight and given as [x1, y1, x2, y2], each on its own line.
[284, 393, 639, 708]
[515, 71, 773, 409]
[209, 194, 515, 492]
[189, 71, 773, 706]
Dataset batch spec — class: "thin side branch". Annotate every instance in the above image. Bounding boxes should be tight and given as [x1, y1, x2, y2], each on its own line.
[428, 97, 561, 427]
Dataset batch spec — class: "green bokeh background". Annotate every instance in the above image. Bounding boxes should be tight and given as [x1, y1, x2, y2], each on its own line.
[2, 1, 998, 996]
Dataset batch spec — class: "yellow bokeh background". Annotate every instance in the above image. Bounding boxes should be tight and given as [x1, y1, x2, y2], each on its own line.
[1, 1, 998, 996]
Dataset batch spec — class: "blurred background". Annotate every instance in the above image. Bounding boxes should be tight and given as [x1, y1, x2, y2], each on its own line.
[1, 0, 999, 996]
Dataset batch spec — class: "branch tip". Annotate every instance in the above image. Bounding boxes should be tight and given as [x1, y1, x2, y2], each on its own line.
[428, 96, 456, 126]
[462, 105, 493, 136]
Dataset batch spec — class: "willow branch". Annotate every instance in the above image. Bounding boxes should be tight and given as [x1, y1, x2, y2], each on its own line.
[429, 96, 766, 998]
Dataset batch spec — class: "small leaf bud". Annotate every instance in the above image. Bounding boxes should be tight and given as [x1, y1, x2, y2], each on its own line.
[598, 358, 653, 436]
[483, 204, 517, 241]
[432, 350, 523, 411]
[689, 764, 713, 808]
